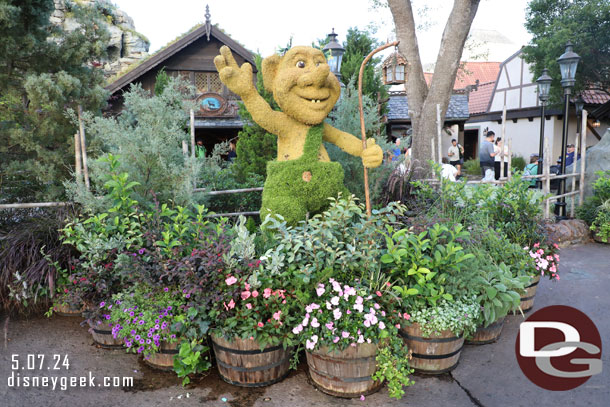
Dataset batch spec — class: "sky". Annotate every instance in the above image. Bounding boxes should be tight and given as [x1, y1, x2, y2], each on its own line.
[113, 0, 533, 65]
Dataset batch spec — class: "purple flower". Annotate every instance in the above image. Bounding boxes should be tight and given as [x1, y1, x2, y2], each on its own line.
[153, 335, 160, 341]
[161, 322, 167, 330]
[137, 346, 144, 353]
[130, 330, 136, 335]
[129, 312, 134, 317]
[167, 306, 173, 311]
[185, 294, 190, 298]
[116, 300, 121, 305]
[139, 339, 145, 345]
[125, 341, 132, 348]
[99, 302, 106, 308]
[131, 253, 137, 257]
[105, 315, 111, 320]
[154, 324, 160, 330]
[147, 332, 153, 338]
[155, 319, 159, 324]
[138, 249, 145, 255]
[139, 320, 145, 325]
[164, 287, 169, 292]
[146, 339, 152, 344]
[170, 334, 176, 339]
[135, 335, 141, 340]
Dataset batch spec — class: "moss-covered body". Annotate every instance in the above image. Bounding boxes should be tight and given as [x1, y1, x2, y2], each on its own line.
[262, 124, 348, 224]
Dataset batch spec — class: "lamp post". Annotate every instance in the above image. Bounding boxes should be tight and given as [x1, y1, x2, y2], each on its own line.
[323, 28, 345, 81]
[555, 41, 581, 219]
[536, 69, 552, 187]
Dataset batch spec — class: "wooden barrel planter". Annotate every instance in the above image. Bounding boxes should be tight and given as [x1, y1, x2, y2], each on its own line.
[211, 334, 291, 387]
[399, 323, 464, 374]
[513, 275, 541, 314]
[306, 343, 382, 398]
[144, 341, 180, 371]
[53, 302, 83, 317]
[466, 317, 505, 345]
[89, 320, 124, 349]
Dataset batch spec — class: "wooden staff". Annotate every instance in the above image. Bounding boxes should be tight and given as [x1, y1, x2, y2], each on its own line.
[358, 40, 399, 217]
[77, 105, 90, 190]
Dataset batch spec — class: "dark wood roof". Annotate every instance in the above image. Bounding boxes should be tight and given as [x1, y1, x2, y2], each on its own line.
[106, 25, 256, 94]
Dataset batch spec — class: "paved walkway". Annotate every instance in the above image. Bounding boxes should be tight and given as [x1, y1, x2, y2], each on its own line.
[1, 243, 608, 407]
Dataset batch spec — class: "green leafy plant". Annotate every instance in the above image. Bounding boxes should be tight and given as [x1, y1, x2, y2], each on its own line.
[382, 223, 473, 309]
[590, 200, 610, 243]
[173, 339, 212, 385]
[407, 296, 481, 338]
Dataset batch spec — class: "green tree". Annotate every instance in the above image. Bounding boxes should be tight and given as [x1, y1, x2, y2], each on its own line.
[326, 78, 395, 204]
[340, 27, 388, 103]
[65, 78, 202, 211]
[233, 54, 278, 179]
[522, 0, 610, 103]
[0, 0, 109, 202]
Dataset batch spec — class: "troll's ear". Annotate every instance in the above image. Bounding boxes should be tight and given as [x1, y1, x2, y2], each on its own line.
[261, 54, 281, 93]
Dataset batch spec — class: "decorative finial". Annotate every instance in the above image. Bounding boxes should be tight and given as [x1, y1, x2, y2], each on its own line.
[205, 5, 212, 41]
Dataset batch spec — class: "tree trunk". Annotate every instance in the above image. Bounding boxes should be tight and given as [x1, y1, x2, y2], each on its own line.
[388, 0, 480, 178]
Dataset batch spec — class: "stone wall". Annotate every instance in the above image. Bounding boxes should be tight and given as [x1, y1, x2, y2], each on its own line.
[51, 0, 149, 78]
[544, 219, 591, 247]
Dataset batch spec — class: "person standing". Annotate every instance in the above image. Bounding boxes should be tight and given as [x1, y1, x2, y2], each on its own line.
[447, 139, 464, 176]
[392, 138, 402, 161]
[441, 157, 458, 182]
[479, 131, 496, 178]
[523, 154, 539, 188]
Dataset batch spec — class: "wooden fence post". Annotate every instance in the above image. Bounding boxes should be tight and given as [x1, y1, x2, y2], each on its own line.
[77, 105, 90, 190]
[190, 109, 196, 158]
[579, 110, 588, 208]
[570, 110, 582, 218]
[544, 134, 551, 218]
[74, 133, 82, 183]
[436, 104, 442, 165]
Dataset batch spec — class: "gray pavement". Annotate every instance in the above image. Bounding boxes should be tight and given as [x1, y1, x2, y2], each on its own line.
[0, 243, 608, 407]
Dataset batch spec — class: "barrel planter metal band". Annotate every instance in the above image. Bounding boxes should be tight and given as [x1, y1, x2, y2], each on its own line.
[515, 275, 542, 313]
[211, 334, 291, 388]
[399, 323, 464, 374]
[466, 317, 506, 345]
[306, 343, 383, 398]
[53, 302, 83, 317]
[90, 321, 124, 349]
[144, 341, 180, 371]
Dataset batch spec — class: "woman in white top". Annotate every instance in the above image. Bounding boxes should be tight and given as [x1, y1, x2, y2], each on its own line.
[494, 137, 508, 180]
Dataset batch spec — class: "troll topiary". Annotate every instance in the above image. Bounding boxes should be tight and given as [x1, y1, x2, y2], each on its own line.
[214, 45, 383, 224]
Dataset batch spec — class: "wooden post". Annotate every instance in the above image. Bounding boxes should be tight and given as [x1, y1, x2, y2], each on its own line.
[544, 134, 551, 218]
[74, 133, 82, 183]
[501, 105, 509, 180]
[436, 104, 442, 164]
[579, 110, 588, 207]
[77, 105, 90, 190]
[431, 137, 436, 164]
[190, 109, 196, 158]
[570, 111, 581, 218]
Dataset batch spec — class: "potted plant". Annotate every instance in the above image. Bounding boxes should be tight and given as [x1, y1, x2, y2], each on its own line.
[382, 222, 477, 373]
[296, 278, 413, 399]
[516, 242, 560, 312]
[105, 285, 190, 371]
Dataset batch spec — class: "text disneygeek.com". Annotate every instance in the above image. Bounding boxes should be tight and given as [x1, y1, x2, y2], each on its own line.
[7, 354, 133, 391]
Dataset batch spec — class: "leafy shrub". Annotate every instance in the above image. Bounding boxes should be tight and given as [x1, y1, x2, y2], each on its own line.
[511, 154, 526, 171]
[0, 208, 77, 312]
[408, 296, 481, 337]
[462, 159, 480, 176]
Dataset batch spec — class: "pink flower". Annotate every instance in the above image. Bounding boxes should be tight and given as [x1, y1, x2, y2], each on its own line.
[330, 296, 340, 306]
[252, 290, 259, 298]
[246, 303, 252, 310]
[257, 322, 264, 327]
[263, 288, 272, 299]
[341, 331, 350, 338]
[346, 309, 352, 314]
[360, 395, 365, 401]
[333, 336, 340, 343]
[376, 291, 382, 297]
[228, 299, 235, 309]
[292, 324, 303, 334]
[333, 308, 342, 320]
[316, 284, 325, 297]
[395, 324, 401, 329]
[241, 291, 251, 300]
[403, 313, 410, 320]
[534, 242, 540, 248]
[378, 321, 386, 330]
[353, 303, 364, 313]
[364, 319, 371, 328]
[306, 335, 318, 350]
[374, 303, 380, 310]
[325, 322, 334, 330]
[357, 335, 364, 344]
[225, 276, 237, 286]
[310, 317, 319, 328]
[273, 311, 282, 321]
[244, 282, 251, 291]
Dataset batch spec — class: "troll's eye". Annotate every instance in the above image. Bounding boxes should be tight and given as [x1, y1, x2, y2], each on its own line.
[315, 62, 321, 67]
[296, 60, 305, 68]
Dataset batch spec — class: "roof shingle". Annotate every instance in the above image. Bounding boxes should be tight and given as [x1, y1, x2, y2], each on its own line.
[387, 93, 469, 121]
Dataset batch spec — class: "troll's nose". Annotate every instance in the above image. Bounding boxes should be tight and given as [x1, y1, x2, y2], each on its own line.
[297, 64, 331, 87]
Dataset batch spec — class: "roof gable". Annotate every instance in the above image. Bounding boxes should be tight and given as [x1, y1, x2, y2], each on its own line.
[106, 24, 255, 94]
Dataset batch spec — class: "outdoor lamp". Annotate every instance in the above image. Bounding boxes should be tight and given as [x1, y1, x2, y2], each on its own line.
[555, 41, 581, 219]
[593, 119, 601, 128]
[557, 41, 581, 90]
[536, 69, 552, 103]
[535, 68, 552, 184]
[323, 28, 345, 80]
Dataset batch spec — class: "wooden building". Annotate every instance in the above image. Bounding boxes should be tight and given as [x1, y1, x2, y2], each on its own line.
[105, 7, 256, 153]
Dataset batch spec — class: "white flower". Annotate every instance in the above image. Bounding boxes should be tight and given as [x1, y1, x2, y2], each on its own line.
[333, 308, 342, 320]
